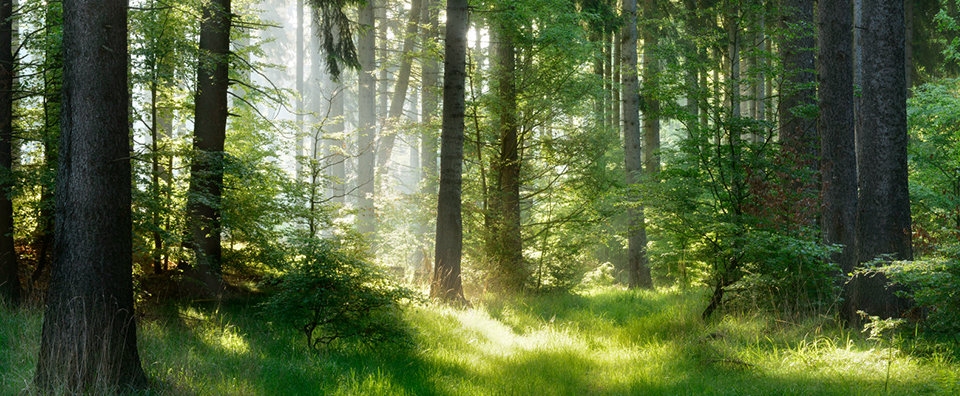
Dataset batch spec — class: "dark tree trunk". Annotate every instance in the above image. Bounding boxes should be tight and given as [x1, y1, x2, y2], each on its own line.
[0, 0, 18, 304]
[357, 0, 377, 237]
[817, 0, 857, 278]
[492, 17, 523, 293]
[779, 0, 818, 224]
[186, 0, 230, 293]
[35, 0, 146, 390]
[852, 0, 912, 321]
[431, 0, 467, 303]
[376, 0, 423, 172]
[622, 0, 652, 289]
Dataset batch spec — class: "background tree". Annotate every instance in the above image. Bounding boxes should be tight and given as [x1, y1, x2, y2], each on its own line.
[0, 0, 18, 304]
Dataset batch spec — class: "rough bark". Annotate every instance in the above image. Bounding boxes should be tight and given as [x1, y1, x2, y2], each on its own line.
[35, 0, 146, 389]
[186, 0, 230, 293]
[622, 0, 652, 289]
[0, 0, 18, 304]
[817, 0, 857, 278]
[357, 0, 377, 236]
[431, 0, 467, 303]
[376, 0, 424, 172]
[492, 17, 523, 293]
[852, 0, 912, 321]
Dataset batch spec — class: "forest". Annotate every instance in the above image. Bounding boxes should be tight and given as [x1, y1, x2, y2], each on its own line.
[1, 0, 960, 394]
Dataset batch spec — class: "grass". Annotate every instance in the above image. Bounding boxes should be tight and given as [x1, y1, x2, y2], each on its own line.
[2, 287, 959, 395]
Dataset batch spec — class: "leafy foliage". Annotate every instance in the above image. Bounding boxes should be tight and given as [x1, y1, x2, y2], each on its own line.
[260, 238, 417, 350]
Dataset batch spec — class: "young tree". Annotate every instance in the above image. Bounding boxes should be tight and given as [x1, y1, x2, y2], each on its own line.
[186, 0, 231, 293]
[431, 0, 468, 303]
[851, 0, 912, 321]
[0, 0, 18, 304]
[817, 0, 857, 279]
[622, 0, 652, 288]
[35, 0, 146, 390]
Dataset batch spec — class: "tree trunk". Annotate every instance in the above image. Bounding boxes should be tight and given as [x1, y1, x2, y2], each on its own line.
[622, 0, 652, 289]
[492, 17, 523, 293]
[35, 0, 146, 389]
[418, 0, 439, 282]
[852, 0, 912, 321]
[431, 0, 468, 303]
[295, 0, 305, 180]
[0, 0, 19, 304]
[779, 0, 818, 220]
[642, 0, 660, 175]
[817, 0, 857, 281]
[375, 0, 424, 173]
[186, 0, 230, 293]
[357, 0, 377, 237]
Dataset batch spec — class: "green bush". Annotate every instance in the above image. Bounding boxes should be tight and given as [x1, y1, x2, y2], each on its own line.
[876, 253, 960, 334]
[260, 238, 418, 350]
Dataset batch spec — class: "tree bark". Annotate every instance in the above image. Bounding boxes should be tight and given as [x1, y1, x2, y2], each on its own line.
[0, 0, 18, 304]
[431, 0, 467, 303]
[492, 15, 523, 293]
[186, 0, 230, 293]
[852, 0, 912, 321]
[357, 0, 377, 237]
[295, 0, 305, 180]
[817, 0, 857, 278]
[622, 0, 652, 289]
[35, 0, 146, 389]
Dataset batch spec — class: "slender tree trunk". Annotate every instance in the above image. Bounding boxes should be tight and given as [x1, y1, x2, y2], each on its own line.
[613, 29, 621, 133]
[431, 0, 467, 303]
[35, 0, 146, 389]
[0, 0, 18, 304]
[622, 0, 652, 289]
[357, 0, 377, 237]
[418, 0, 439, 282]
[493, 16, 523, 293]
[642, 0, 660, 175]
[375, 0, 424, 172]
[186, 0, 230, 293]
[295, 0, 304, 180]
[852, 0, 912, 321]
[604, 31, 613, 130]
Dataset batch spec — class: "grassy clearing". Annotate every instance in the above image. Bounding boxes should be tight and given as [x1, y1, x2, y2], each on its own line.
[2, 287, 959, 395]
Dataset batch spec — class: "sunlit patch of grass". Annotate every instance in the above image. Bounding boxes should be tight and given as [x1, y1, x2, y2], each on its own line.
[2, 287, 959, 394]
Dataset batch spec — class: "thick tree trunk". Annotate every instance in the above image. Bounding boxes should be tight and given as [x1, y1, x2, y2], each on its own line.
[375, 0, 424, 172]
[0, 0, 19, 304]
[817, 0, 857, 279]
[431, 0, 467, 303]
[852, 0, 912, 321]
[622, 0, 652, 289]
[357, 0, 377, 237]
[35, 0, 146, 390]
[493, 18, 523, 293]
[186, 0, 230, 293]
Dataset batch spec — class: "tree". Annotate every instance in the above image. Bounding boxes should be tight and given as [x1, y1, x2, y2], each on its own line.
[357, 0, 377, 237]
[186, 0, 231, 293]
[35, 0, 146, 390]
[622, 0, 652, 288]
[376, 0, 424, 173]
[0, 0, 18, 304]
[431, 0, 468, 303]
[851, 0, 912, 321]
[817, 0, 857, 280]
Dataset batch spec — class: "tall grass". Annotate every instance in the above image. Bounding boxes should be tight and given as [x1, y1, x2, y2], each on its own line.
[2, 287, 958, 395]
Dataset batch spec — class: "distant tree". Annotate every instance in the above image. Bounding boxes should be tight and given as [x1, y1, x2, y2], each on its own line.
[376, 0, 424, 173]
[35, 0, 146, 390]
[357, 0, 377, 237]
[186, 0, 231, 294]
[622, 0, 652, 288]
[851, 0, 912, 321]
[431, 0, 468, 303]
[0, 0, 18, 304]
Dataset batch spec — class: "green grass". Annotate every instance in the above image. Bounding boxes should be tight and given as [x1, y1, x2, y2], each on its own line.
[2, 287, 959, 395]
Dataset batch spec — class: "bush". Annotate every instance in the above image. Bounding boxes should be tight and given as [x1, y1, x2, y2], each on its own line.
[876, 254, 960, 334]
[260, 238, 418, 350]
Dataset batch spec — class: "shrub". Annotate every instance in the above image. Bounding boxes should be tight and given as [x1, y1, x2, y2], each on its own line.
[260, 238, 418, 350]
[876, 254, 960, 334]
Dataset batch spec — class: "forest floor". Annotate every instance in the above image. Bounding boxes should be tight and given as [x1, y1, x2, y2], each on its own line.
[2, 287, 960, 395]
